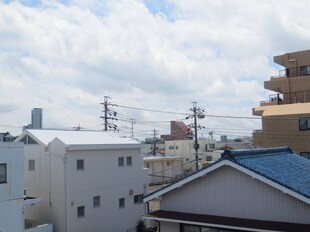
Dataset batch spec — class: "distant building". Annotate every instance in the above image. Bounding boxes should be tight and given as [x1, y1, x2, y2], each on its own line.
[31, 108, 42, 129]
[253, 50, 310, 157]
[15, 129, 148, 232]
[165, 139, 216, 170]
[0, 132, 15, 142]
[143, 147, 310, 232]
[0, 142, 52, 232]
[161, 121, 190, 141]
[144, 156, 184, 185]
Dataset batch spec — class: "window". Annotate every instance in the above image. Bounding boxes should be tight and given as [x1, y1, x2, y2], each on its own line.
[134, 194, 143, 204]
[168, 146, 174, 150]
[301, 152, 310, 159]
[299, 118, 310, 130]
[119, 197, 125, 208]
[206, 156, 213, 161]
[181, 224, 218, 232]
[118, 157, 124, 167]
[77, 159, 84, 171]
[93, 196, 100, 208]
[301, 65, 310, 76]
[77, 206, 85, 218]
[20, 135, 38, 144]
[176, 146, 179, 150]
[209, 144, 215, 149]
[0, 164, 7, 183]
[28, 160, 35, 171]
[146, 163, 150, 168]
[126, 156, 132, 166]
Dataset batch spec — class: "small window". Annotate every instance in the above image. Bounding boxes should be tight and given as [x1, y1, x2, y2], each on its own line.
[176, 146, 179, 150]
[93, 196, 100, 208]
[299, 118, 310, 130]
[301, 152, 310, 159]
[300, 65, 310, 76]
[126, 156, 132, 166]
[206, 156, 213, 161]
[28, 160, 35, 171]
[119, 197, 125, 208]
[0, 164, 7, 183]
[168, 146, 174, 150]
[146, 163, 150, 168]
[118, 157, 124, 167]
[209, 144, 215, 149]
[134, 194, 143, 204]
[77, 206, 85, 218]
[77, 159, 84, 171]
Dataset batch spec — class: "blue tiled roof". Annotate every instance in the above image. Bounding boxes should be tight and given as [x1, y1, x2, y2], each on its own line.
[221, 147, 310, 199]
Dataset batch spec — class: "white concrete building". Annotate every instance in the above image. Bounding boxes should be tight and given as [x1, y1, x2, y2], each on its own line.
[0, 142, 52, 232]
[144, 156, 184, 185]
[15, 129, 148, 232]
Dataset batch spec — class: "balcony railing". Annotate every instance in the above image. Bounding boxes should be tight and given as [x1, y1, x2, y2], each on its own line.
[271, 66, 310, 79]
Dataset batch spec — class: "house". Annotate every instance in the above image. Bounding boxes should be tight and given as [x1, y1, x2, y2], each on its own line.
[143, 147, 310, 232]
[253, 50, 310, 157]
[0, 142, 52, 232]
[15, 129, 148, 232]
[144, 156, 184, 185]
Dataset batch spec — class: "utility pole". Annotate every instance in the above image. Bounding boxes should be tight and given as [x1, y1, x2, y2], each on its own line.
[100, 96, 118, 132]
[130, 118, 135, 138]
[152, 129, 157, 156]
[187, 102, 205, 172]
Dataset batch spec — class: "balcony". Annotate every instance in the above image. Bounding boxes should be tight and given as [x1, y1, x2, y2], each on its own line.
[25, 219, 53, 232]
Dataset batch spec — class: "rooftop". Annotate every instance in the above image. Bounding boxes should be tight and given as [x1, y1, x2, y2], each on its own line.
[144, 147, 310, 203]
[222, 147, 310, 199]
[16, 129, 140, 146]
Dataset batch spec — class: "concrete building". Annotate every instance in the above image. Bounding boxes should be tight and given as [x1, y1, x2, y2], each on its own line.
[31, 108, 43, 129]
[15, 129, 148, 232]
[165, 139, 216, 170]
[0, 142, 52, 232]
[253, 50, 310, 156]
[143, 147, 310, 232]
[144, 156, 184, 185]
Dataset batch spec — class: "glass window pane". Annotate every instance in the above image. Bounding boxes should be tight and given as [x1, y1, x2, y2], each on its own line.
[0, 164, 6, 183]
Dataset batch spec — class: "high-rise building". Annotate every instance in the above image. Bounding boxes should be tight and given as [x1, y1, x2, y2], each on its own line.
[253, 50, 310, 158]
[31, 108, 42, 129]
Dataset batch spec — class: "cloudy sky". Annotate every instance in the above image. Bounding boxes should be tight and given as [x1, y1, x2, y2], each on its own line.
[1, 0, 310, 140]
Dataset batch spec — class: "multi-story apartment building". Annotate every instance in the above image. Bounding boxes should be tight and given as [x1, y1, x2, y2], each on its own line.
[15, 129, 148, 232]
[253, 50, 310, 157]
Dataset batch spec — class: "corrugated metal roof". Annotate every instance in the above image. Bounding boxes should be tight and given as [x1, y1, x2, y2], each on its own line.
[23, 129, 139, 146]
[221, 147, 310, 198]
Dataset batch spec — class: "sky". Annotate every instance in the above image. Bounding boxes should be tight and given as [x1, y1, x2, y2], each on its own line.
[1, 0, 310, 140]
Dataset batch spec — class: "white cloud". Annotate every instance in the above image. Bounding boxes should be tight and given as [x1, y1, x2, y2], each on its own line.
[0, 0, 310, 139]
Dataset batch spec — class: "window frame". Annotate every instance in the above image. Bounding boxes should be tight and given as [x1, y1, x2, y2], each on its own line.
[77, 206, 85, 218]
[300, 152, 310, 159]
[93, 196, 100, 208]
[119, 197, 125, 208]
[77, 159, 84, 171]
[0, 163, 7, 184]
[133, 194, 143, 204]
[126, 156, 132, 166]
[28, 159, 35, 171]
[118, 157, 124, 167]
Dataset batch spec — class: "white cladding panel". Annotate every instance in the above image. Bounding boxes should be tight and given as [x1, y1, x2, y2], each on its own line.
[161, 166, 310, 224]
[0, 143, 24, 232]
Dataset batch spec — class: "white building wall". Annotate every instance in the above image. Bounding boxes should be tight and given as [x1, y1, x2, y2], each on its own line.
[24, 141, 66, 232]
[161, 166, 310, 224]
[0, 143, 24, 232]
[65, 147, 148, 232]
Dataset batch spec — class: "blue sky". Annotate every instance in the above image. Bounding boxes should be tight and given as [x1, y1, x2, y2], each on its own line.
[0, 0, 310, 140]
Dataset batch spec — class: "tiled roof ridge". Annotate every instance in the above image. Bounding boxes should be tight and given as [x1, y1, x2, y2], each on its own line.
[221, 146, 291, 160]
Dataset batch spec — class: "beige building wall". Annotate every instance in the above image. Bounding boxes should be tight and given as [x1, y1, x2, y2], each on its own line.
[253, 50, 310, 156]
